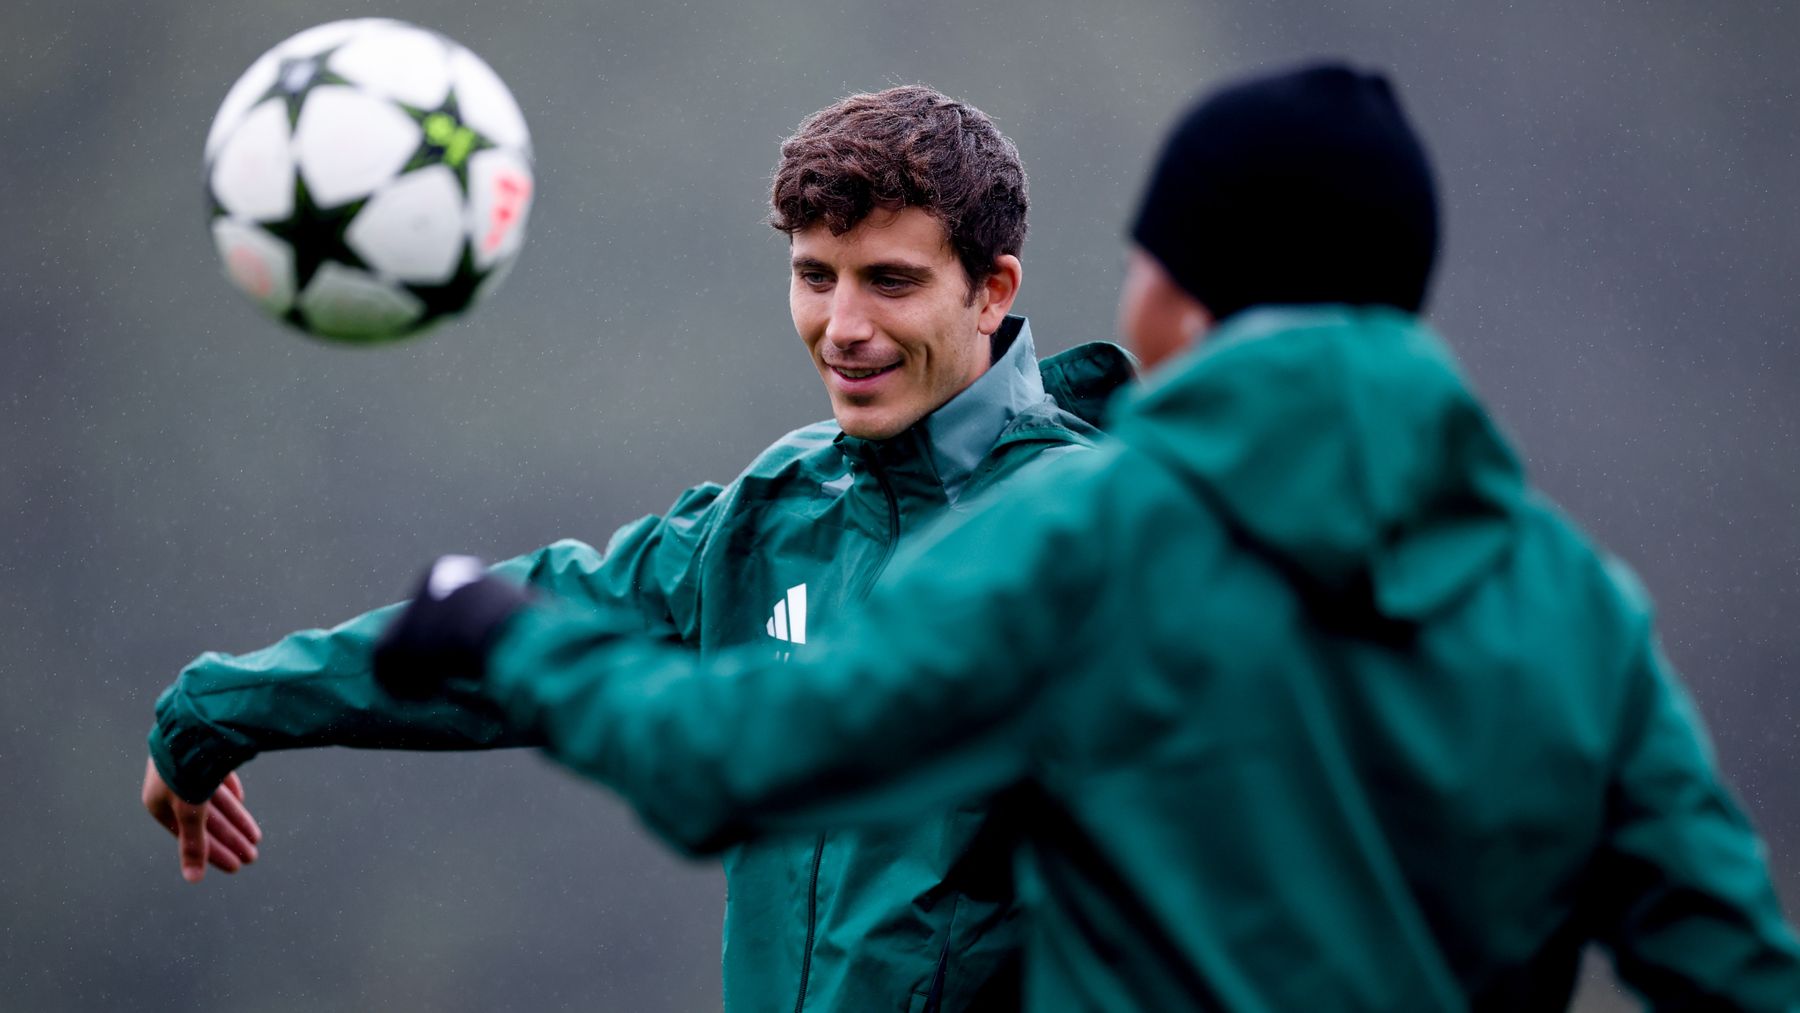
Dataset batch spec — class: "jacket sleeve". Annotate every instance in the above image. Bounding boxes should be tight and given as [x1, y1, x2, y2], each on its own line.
[147, 482, 726, 804]
[1591, 630, 1800, 1009]
[482, 456, 1107, 855]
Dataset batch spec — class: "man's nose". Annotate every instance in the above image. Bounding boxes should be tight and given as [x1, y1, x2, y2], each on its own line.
[823, 286, 876, 349]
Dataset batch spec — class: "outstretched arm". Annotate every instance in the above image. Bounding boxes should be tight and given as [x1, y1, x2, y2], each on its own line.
[477, 456, 1107, 854]
[147, 482, 722, 805]
[147, 595, 527, 803]
[142, 483, 726, 887]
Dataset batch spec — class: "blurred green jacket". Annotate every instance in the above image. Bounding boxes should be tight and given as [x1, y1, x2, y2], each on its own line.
[149, 317, 1136, 1013]
[480, 306, 1800, 1011]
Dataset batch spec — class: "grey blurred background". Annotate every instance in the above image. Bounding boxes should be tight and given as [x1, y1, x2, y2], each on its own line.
[2, 1, 1797, 1009]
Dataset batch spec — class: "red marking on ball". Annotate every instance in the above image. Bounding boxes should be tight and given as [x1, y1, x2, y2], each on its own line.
[228, 244, 274, 299]
[483, 171, 533, 253]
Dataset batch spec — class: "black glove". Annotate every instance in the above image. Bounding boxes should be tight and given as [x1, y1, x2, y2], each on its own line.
[373, 555, 532, 699]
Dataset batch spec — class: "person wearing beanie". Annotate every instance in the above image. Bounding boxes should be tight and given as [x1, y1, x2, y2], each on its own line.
[1132, 62, 1439, 327]
[365, 62, 1800, 1010]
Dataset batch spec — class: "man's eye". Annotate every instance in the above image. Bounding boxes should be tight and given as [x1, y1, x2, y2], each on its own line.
[799, 271, 831, 287]
[873, 276, 914, 294]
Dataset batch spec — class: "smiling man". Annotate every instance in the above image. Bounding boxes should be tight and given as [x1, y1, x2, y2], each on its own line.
[142, 85, 1133, 1011]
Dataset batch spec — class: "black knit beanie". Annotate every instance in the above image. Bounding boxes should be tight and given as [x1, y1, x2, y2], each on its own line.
[1130, 62, 1439, 323]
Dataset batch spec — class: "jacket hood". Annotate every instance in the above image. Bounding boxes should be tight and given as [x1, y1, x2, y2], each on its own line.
[1113, 305, 1524, 622]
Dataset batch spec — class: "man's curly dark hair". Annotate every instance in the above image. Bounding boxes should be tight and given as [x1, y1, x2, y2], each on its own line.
[770, 85, 1028, 300]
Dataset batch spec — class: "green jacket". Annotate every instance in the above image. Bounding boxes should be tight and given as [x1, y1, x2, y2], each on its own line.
[481, 306, 1800, 1011]
[149, 317, 1136, 1013]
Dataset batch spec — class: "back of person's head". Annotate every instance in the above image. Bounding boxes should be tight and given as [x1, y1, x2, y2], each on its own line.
[770, 85, 1029, 297]
[1131, 62, 1438, 323]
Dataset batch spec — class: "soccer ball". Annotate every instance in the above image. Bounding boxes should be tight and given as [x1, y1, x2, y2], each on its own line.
[205, 19, 534, 343]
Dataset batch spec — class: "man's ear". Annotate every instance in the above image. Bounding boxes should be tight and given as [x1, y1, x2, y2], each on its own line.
[975, 254, 1023, 334]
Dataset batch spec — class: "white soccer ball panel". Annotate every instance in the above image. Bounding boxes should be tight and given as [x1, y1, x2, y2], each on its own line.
[346, 165, 467, 284]
[294, 86, 422, 209]
[205, 52, 279, 162]
[448, 46, 530, 151]
[212, 218, 296, 315]
[211, 98, 296, 221]
[465, 149, 534, 270]
[273, 19, 381, 60]
[297, 262, 425, 341]
[329, 22, 453, 110]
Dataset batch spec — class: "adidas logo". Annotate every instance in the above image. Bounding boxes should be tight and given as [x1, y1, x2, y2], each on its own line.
[765, 583, 808, 647]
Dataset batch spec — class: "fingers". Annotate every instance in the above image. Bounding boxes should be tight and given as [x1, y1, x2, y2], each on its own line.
[209, 781, 262, 848]
[174, 801, 210, 884]
[147, 758, 261, 883]
[205, 806, 258, 868]
[183, 778, 265, 879]
[206, 835, 243, 874]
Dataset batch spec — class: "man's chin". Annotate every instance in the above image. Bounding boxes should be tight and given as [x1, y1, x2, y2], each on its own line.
[834, 404, 916, 442]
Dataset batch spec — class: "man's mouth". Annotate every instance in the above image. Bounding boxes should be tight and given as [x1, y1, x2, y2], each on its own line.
[830, 363, 901, 381]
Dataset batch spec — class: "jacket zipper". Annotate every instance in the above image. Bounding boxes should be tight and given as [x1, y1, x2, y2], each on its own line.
[794, 454, 902, 1013]
[792, 832, 826, 1013]
[862, 457, 903, 596]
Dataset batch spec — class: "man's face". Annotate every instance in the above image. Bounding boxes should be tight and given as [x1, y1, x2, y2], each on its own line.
[790, 207, 1019, 440]
[1117, 247, 1210, 371]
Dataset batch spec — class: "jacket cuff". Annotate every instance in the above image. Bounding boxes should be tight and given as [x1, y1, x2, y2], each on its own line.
[148, 682, 259, 805]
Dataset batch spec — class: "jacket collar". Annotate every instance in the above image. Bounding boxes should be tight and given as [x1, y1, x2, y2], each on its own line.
[921, 315, 1047, 502]
[834, 315, 1049, 503]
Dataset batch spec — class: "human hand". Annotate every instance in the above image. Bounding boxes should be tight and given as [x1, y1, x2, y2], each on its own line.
[141, 756, 262, 883]
[374, 555, 531, 699]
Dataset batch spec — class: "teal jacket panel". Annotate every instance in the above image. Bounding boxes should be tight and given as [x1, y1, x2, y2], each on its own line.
[486, 306, 1800, 1011]
[148, 316, 1133, 1013]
